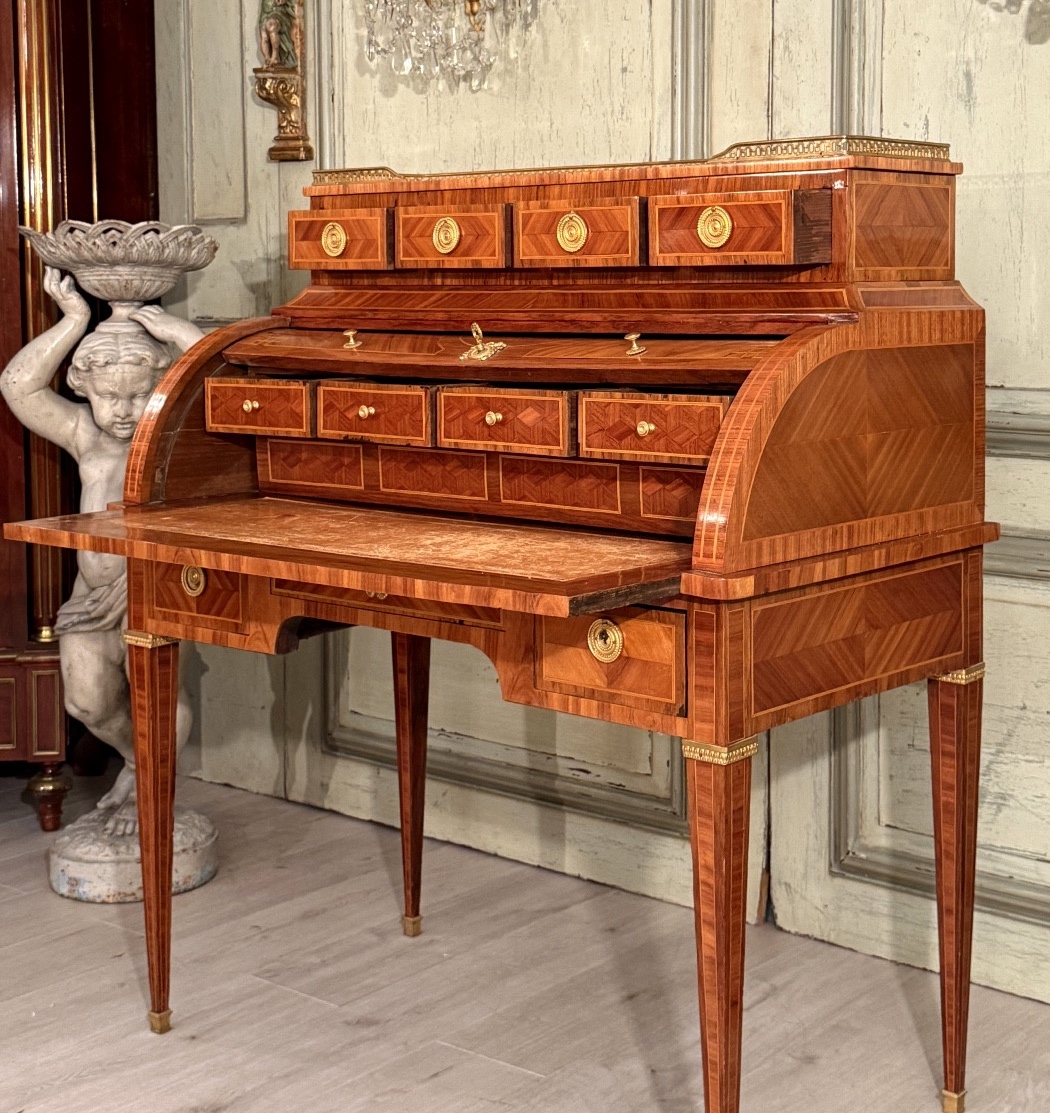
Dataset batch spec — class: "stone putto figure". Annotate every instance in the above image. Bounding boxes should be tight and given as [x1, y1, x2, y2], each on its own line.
[1, 268, 202, 836]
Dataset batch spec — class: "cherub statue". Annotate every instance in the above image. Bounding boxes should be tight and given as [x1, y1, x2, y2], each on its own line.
[258, 0, 298, 68]
[0, 266, 203, 837]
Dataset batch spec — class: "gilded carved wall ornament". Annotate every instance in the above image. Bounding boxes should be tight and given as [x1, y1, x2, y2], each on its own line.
[253, 0, 314, 162]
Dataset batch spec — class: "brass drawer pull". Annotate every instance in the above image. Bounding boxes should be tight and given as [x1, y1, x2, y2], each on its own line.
[343, 329, 362, 349]
[697, 205, 733, 248]
[357, 405, 376, 419]
[241, 399, 260, 413]
[321, 221, 348, 257]
[636, 420, 656, 437]
[181, 566, 206, 597]
[365, 590, 388, 600]
[556, 211, 588, 253]
[625, 332, 646, 356]
[484, 410, 503, 426]
[432, 216, 461, 254]
[587, 618, 624, 663]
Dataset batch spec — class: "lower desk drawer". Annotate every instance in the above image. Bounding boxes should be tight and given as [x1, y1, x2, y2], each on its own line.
[318, 382, 435, 446]
[148, 563, 247, 633]
[536, 606, 686, 714]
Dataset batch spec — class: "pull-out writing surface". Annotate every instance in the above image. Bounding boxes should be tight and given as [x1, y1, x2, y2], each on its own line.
[6, 497, 691, 618]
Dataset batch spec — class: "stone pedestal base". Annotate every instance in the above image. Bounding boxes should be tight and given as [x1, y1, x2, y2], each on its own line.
[48, 806, 218, 902]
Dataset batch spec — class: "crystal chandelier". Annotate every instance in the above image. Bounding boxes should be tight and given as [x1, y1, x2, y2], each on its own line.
[364, 0, 540, 91]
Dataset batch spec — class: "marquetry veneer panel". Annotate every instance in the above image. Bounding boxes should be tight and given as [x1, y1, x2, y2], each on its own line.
[514, 198, 641, 267]
[205, 378, 312, 437]
[749, 559, 964, 723]
[148, 562, 247, 634]
[288, 207, 392, 270]
[438, 387, 575, 456]
[579, 392, 728, 465]
[536, 606, 687, 713]
[318, 382, 435, 446]
[853, 176, 953, 279]
[649, 189, 832, 266]
[256, 441, 700, 537]
[395, 203, 510, 268]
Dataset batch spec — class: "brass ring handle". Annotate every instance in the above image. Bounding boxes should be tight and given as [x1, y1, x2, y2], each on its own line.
[556, 211, 588, 253]
[357, 405, 376, 419]
[697, 205, 733, 249]
[636, 420, 656, 437]
[321, 221, 348, 257]
[484, 411, 503, 426]
[181, 566, 206, 598]
[241, 399, 260, 413]
[432, 216, 461, 254]
[587, 618, 624, 663]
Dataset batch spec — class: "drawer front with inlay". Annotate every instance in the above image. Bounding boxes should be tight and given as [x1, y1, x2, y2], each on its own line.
[149, 563, 247, 634]
[288, 208, 392, 270]
[536, 606, 687, 714]
[318, 382, 435, 446]
[437, 388, 575, 456]
[205, 378, 313, 437]
[579, 392, 727, 465]
[648, 189, 832, 266]
[514, 199, 641, 267]
[396, 203, 510, 268]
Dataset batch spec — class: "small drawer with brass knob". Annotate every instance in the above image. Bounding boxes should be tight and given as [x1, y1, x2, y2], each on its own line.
[395, 203, 510, 268]
[648, 188, 832, 267]
[317, 382, 436, 446]
[437, 387, 575, 457]
[147, 562, 247, 634]
[205, 378, 313, 437]
[579, 391, 729, 465]
[514, 198, 642, 268]
[536, 606, 687, 715]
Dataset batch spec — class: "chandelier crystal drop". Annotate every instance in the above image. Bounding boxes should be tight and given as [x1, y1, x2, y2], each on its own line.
[364, 0, 540, 91]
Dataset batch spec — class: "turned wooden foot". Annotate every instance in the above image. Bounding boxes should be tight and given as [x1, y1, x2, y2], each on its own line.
[125, 632, 180, 1032]
[928, 665, 984, 1112]
[392, 632, 430, 937]
[685, 738, 755, 1113]
[28, 761, 71, 831]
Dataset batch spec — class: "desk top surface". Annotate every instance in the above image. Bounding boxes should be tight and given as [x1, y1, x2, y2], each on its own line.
[6, 497, 692, 617]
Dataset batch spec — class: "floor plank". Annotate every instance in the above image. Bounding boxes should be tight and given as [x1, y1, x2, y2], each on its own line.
[1, 769, 1048, 1112]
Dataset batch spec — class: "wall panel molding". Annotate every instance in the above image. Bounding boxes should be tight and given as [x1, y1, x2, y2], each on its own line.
[831, 0, 884, 134]
[987, 410, 1050, 460]
[671, 0, 711, 159]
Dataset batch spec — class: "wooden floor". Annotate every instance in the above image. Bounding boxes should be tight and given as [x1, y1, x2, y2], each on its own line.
[2, 770, 1049, 1113]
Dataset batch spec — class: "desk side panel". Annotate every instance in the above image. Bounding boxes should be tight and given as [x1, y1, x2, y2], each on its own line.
[692, 307, 986, 575]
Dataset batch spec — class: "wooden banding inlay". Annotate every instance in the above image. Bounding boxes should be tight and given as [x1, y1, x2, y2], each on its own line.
[438, 387, 575, 456]
[288, 208, 392, 270]
[263, 440, 365, 491]
[499, 457, 621, 514]
[318, 382, 435, 446]
[579, 392, 727, 465]
[378, 446, 489, 500]
[536, 606, 686, 713]
[149, 561, 246, 633]
[205, 378, 313, 438]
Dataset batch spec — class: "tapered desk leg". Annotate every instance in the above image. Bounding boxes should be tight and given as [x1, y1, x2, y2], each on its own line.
[124, 631, 180, 1034]
[684, 738, 756, 1113]
[392, 632, 430, 938]
[928, 664, 984, 1113]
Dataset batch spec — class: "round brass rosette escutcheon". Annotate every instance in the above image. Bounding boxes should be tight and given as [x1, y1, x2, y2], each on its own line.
[181, 565, 206, 598]
[321, 221, 348, 257]
[696, 205, 733, 249]
[556, 211, 588, 254]
[432, 216, 461, 255]
[587, 618, 624, 663]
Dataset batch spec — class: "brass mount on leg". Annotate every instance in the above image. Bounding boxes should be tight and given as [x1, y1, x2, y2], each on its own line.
[402, 915, 422, 938]
[941, 1089, 966, 1113]
[148, 1009, 172, 1034]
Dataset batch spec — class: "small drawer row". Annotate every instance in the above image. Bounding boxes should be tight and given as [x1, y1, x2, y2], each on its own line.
[290, 188, 832, 271]
[206, 379, 730, 466]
